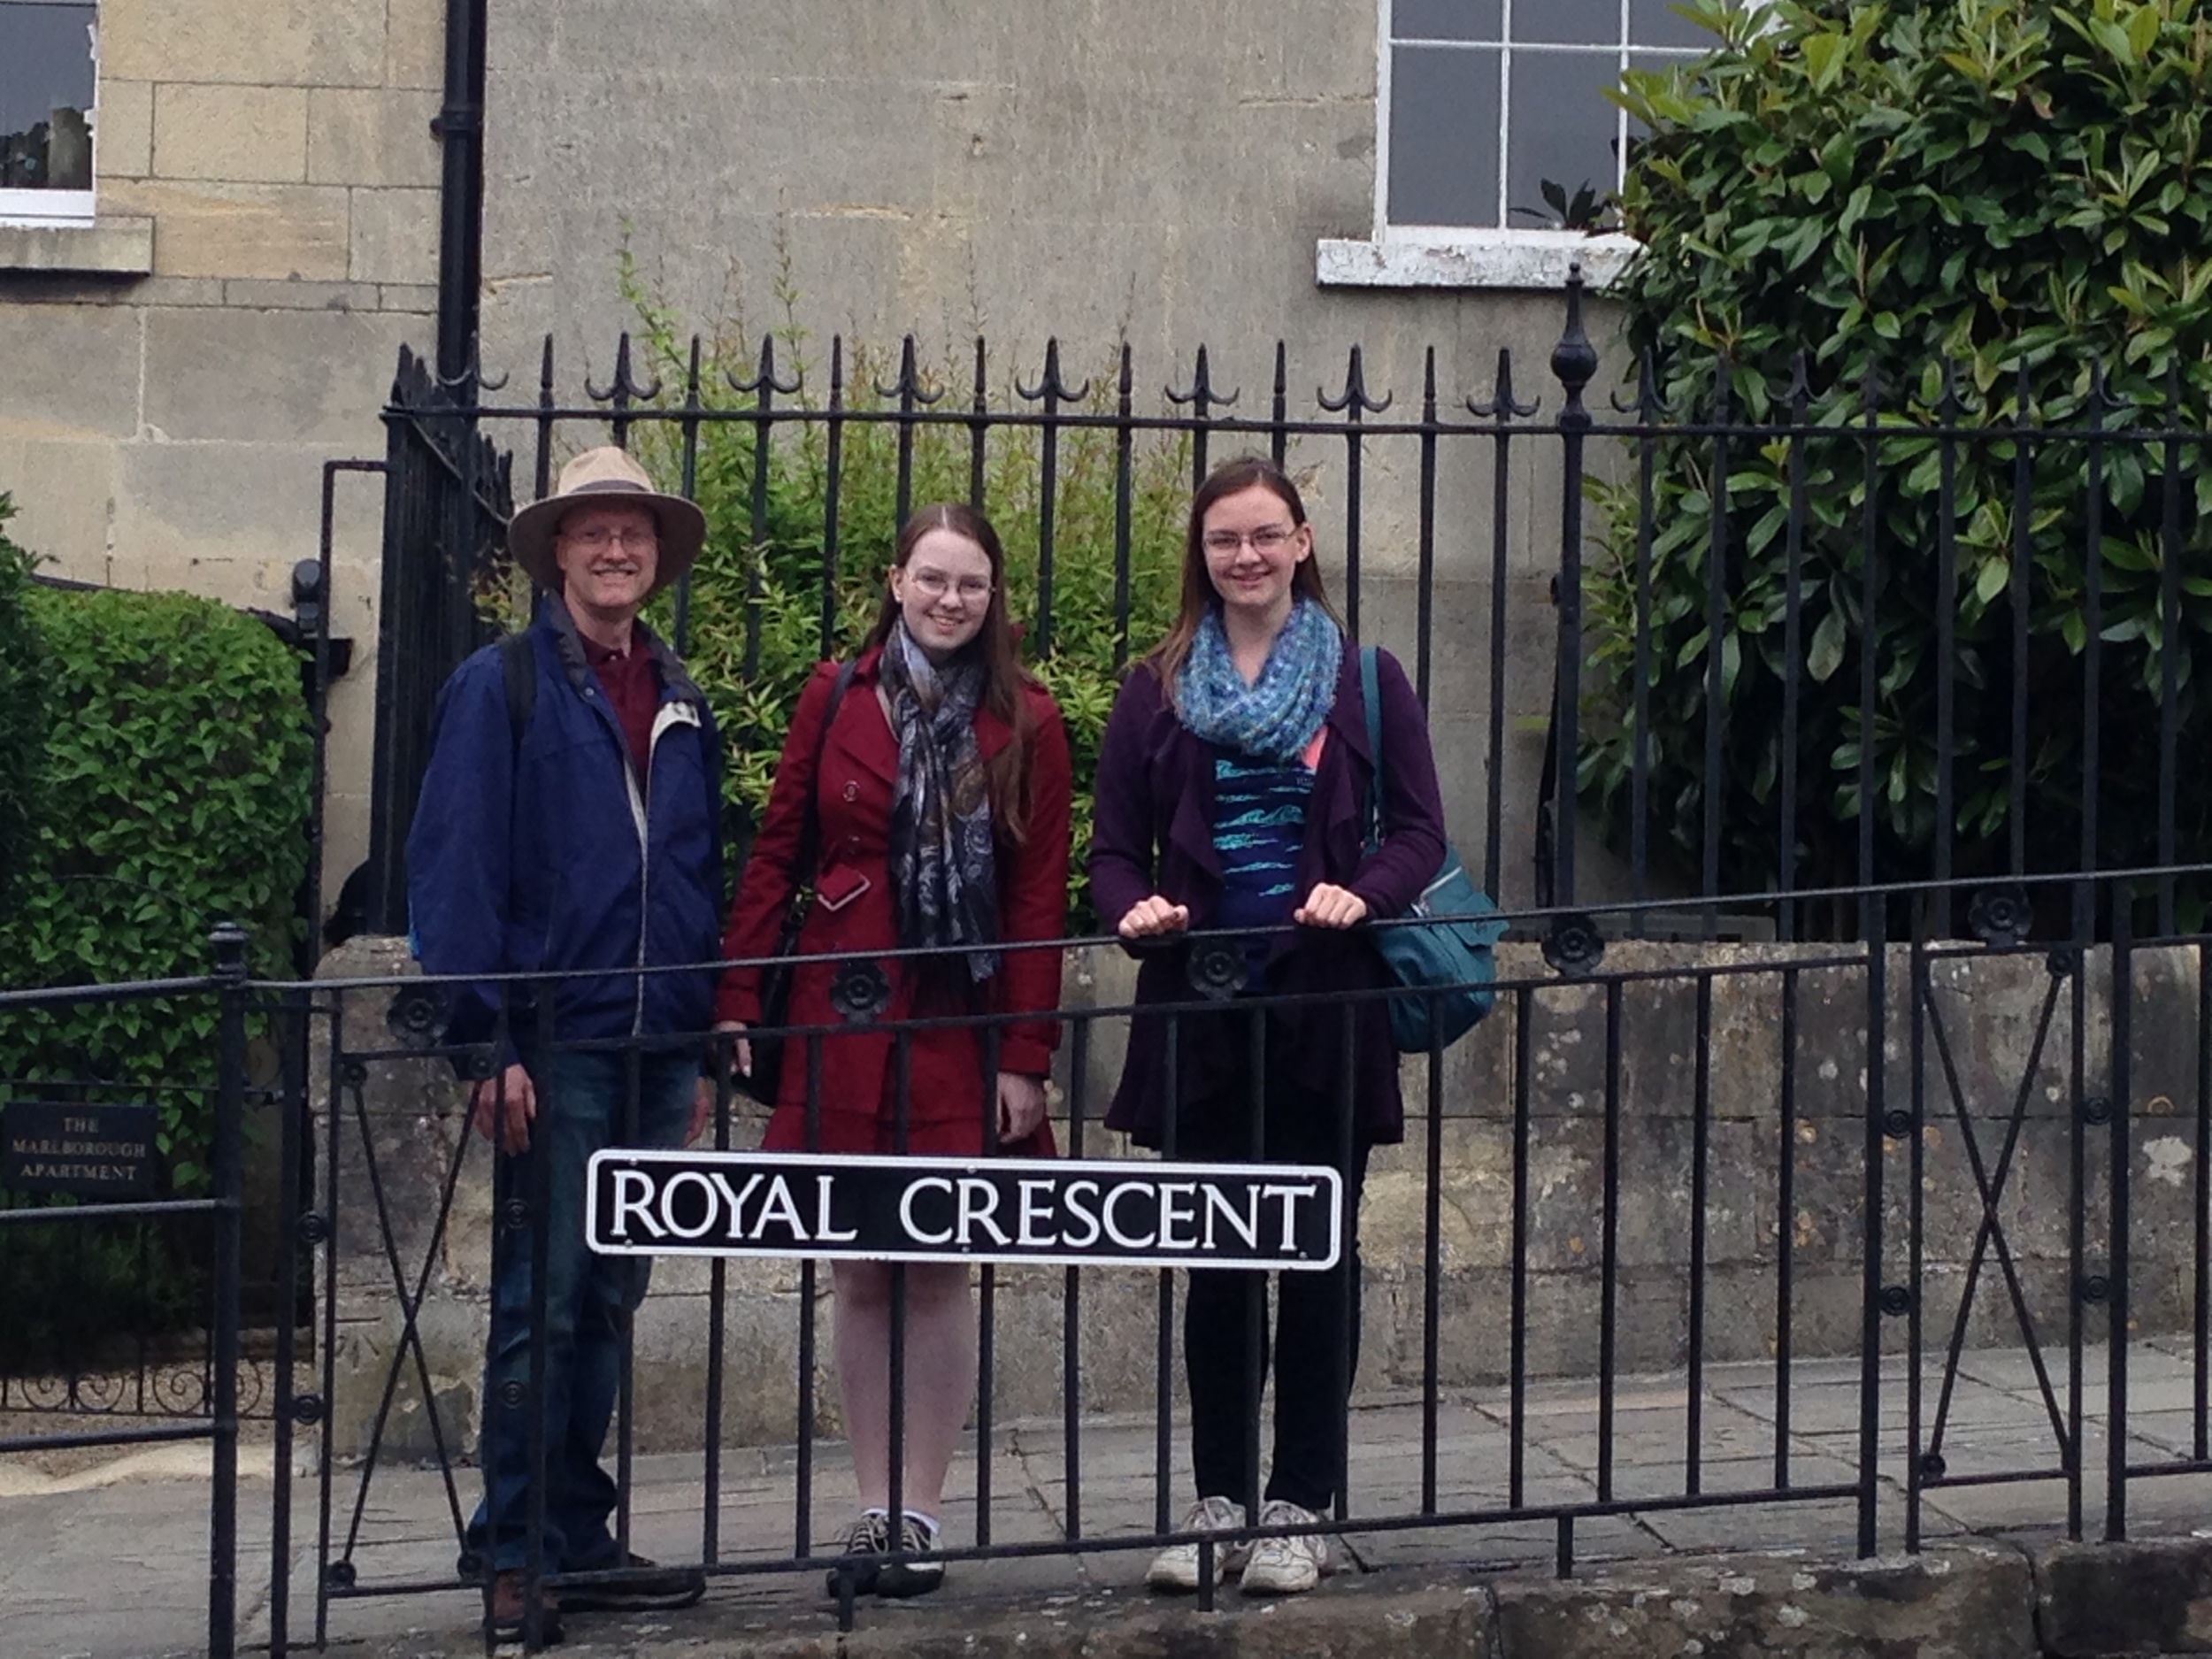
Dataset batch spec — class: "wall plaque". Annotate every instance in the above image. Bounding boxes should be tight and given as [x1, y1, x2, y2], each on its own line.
[2, 1101, 160, 1199]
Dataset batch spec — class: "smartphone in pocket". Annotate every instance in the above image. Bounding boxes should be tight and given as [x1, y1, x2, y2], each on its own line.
[815, 865, 873, 913]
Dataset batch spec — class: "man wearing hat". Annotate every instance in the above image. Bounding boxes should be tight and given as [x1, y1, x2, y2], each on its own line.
[409, 446, 721, 1641]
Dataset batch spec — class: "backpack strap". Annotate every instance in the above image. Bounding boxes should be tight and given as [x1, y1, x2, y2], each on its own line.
[1361, 645, 1386, 854]
[789, 660, 859, 887]
[498, 631, 537, 757]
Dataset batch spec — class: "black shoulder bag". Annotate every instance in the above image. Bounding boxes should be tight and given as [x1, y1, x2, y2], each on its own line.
[739, 661, 858, 1105]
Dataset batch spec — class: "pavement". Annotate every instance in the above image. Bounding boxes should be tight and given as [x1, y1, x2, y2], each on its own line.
[5, 1339, 2212, 1658]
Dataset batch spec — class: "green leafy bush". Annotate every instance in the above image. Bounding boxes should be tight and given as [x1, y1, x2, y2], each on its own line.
[611, 257, 1193, 924]
[1588, 0, 2212, 922]
[0, 585, 313, 1187]
[0, 496, 42, 926]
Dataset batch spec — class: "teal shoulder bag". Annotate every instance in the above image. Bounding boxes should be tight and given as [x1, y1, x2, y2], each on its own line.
[1360, 648, 1506, 1053]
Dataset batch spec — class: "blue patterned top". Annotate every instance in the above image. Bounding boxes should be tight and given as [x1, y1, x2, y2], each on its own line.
[1213, 749, 1315, 983]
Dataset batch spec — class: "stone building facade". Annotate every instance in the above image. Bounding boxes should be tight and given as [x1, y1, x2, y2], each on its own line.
[0, 0, 448, 887]
[1, 0, 1676, 905]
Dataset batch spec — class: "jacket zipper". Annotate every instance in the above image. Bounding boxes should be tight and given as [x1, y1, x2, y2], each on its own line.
[626, 698, 700, 1034]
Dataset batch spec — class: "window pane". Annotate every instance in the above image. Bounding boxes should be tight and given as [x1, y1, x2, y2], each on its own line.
[1506, 49, 1625, 226]
[1515, 0, 1623, 47]
[1389, 42, 1502, 227]
[1394, 0, 1502, 42]
[0, 3, 96, 191]
[1629, 0, 1717, 50]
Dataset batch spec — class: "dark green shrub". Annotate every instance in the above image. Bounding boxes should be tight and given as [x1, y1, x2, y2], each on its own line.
[0, 496, 42, 926]
[0, 585, 313, 1187]
[1588, 0, 2212, 923]
[611, 256, 1193, 924]
[0, 1221, 204, 1375]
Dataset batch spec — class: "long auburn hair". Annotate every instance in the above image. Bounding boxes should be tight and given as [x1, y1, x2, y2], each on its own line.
[864, 502, 1040, 845]
[1148, 455, 1339, 698]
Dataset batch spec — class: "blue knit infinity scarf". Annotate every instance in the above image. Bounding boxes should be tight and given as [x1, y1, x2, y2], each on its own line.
[1174, 599, 1343, 763]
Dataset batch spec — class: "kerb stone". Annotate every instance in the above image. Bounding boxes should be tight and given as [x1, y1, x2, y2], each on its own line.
[827, 1580, 1490, 1659]
[2038, 1535, 2212, 1656]
[1490, 1544, 2036, 1659]
[368, 1575, 1496, 1658]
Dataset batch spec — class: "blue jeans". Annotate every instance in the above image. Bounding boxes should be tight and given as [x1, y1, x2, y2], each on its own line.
[466, 1047, 695, 1574]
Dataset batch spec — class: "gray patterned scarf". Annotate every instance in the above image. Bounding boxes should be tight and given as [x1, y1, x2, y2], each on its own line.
[879, 620, 999, 982]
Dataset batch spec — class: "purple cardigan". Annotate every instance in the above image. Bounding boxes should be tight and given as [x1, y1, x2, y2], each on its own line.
[1087, 640, 1448, 1148]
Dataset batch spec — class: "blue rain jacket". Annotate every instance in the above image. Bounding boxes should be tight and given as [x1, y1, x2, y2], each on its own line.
[406, 595, 725, 1056]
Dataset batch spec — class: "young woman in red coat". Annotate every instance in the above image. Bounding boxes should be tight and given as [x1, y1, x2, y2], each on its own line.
[714, 503, 1071, 1599]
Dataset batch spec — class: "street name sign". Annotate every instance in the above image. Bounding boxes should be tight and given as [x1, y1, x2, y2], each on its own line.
[585, 1149, 1342, 1271]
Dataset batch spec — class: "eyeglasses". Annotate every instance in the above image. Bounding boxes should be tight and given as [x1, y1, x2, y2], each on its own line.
[1202, 525, 1298, 556]
[561, 526, 659, 552]
[908, 570, 994, 604]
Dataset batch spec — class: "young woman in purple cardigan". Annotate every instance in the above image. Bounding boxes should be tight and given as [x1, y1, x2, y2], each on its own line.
[1088, 456, 1448, 1597]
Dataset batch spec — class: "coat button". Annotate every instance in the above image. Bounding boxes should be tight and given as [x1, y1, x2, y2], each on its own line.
[842, 781, 859, 802]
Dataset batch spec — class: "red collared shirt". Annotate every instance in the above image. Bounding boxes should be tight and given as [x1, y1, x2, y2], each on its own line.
[583, 634, 659, 777]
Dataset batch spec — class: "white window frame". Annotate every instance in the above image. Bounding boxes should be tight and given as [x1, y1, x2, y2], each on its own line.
[1319, 0, 1747, 290]
[0, 0, 99, 226]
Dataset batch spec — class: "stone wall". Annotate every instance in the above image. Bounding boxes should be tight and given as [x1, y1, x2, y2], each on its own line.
[4, 0, 1639, 913]
[476, 0, 1626, 911]
[479, 0, 1590, 393]
[315, 931, 2191, 1464]
[0, 0, 449, 890]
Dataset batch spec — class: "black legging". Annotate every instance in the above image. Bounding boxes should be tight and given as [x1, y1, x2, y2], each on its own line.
[1173, 1073, 1371, 1516]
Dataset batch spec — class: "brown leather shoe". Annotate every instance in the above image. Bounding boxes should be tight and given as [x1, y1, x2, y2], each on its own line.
[488, 1571, 565, 1646]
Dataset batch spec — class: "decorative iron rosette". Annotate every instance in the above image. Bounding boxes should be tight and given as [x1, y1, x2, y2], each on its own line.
[1542, 913, 1606, 978]
[830, 959, 892, 1023]
[1186, 936, 1249, 1002]
[385, 982, 445, 1049]
[1967, 884, 2032, 948]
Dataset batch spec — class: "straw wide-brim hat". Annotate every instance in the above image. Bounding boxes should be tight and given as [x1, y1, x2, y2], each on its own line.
[505, 446, 708, 593]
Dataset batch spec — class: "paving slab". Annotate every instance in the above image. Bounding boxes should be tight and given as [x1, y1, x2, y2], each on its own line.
[9, 1343, 2212, 1655]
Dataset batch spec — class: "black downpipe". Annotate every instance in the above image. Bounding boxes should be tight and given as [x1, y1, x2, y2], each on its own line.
[433, 0, 489, 387]
[357, 0, 488, 935]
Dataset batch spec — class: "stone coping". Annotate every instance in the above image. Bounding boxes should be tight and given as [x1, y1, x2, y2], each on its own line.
[354, 1534, 2212, 1657]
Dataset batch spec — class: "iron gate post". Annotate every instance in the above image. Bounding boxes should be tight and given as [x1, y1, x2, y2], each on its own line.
[1546, 266, 1598, 910]
[208, 922, 250, 1659]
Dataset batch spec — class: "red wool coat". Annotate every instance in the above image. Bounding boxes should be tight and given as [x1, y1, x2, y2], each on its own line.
[715, 649, 1071, 1156]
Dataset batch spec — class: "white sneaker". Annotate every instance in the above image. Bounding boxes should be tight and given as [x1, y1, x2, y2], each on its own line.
[1240, 1498, 1331, 1595]
[1145, 1494, 1250, 1592]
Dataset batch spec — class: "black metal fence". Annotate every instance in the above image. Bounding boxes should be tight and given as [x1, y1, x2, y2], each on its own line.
[0, 1110, 288, 1425]
[363, 348, 514, 938]
[0, 931, 263, 1658]
[21, 273, 2212, 1654]
[361, 272, 2212, 936]
[12, 870, 2212, 1654]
